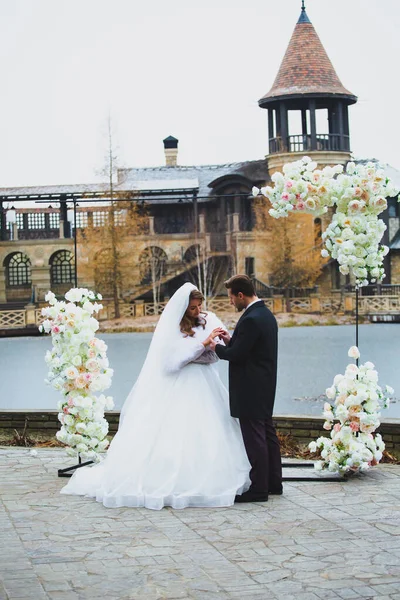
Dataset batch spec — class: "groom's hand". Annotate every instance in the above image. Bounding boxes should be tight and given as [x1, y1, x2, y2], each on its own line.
[216, 328, 231, 344]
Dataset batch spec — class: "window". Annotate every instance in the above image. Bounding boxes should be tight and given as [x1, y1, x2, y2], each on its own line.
[245, 257, 255, 278]
[75, 212, 88, 228]
[114, 209, 127, 226]
[16, 213, 25, 229]
[8, 213, 25, 230]
[49, 212, 60, 229]
[50, 250, 75, 284]
[388, 198, 398, 218]
[27, 213, 45, 229]
[314, 218, 322, 244]
[93, 211, 108, 227]
[139, 246, 168, 284]
[6, 253, 31, 286]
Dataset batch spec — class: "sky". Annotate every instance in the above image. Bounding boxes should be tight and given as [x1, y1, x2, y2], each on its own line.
[0, 0, 399, 187]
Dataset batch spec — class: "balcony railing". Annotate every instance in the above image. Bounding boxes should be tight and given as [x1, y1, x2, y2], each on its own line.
[269, 134, 350, 155]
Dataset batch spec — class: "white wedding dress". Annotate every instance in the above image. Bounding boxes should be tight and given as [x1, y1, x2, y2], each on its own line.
[61, 283, 250, 510]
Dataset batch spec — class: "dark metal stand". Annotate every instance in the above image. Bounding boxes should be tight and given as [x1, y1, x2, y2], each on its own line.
[282, 461, 347, 482]
[355, 286, 359, 365]
[73, 199, 78, 288]
[58, 455, 93, 478]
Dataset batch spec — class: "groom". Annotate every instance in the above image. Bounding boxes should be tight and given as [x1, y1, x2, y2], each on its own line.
[210, 275, 282, 502]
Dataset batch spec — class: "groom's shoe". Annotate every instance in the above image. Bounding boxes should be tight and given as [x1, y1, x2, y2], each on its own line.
[235, 490, 268, 503]
[268, 487, 283, 496]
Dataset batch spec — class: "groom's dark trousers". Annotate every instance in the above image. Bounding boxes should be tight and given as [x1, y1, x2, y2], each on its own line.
[215, 301, 282, 494]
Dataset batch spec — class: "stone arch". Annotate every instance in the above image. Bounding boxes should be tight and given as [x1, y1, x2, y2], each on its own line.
[139, 246, 168, 285]
[183, 244, 201, 263]
[3, 251, 32, 302]
[93, 248, 114, 297]
[49, 249, 75, 286]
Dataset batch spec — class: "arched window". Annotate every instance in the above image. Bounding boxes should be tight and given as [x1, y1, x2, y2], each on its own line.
[139, 246, 168, 284]
[94, 248, 114, 296]
[5, 252, 31, 287]
[314, 218, 322, 245]
[50, 250, 75, 285]
[183, 244, 201, 263]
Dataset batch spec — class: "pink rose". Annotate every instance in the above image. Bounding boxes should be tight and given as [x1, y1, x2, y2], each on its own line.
[350, 422, 360, 432]
[67, 398, 74, 407]
[285, 180, 293, 189]
[296, 201, 305, 211]
[281, 192, 289, 201]
[333, 423, 341, 433]
[52, 326, 60, 334]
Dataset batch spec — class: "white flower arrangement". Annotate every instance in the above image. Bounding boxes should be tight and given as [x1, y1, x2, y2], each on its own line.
[39, 288, 115, 462]
[252, 157, 400, 286]
[308, 346, 393, 474]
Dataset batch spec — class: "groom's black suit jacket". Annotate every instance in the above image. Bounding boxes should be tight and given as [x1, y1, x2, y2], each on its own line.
[215, 300, 278, 419]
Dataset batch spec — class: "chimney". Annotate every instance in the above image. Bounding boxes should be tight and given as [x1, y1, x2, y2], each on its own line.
[163, 135, 178, 167]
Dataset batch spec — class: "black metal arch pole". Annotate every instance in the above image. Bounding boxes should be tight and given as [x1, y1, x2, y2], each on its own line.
[73, 199, 78, 288]
[356, 286, 359, 365]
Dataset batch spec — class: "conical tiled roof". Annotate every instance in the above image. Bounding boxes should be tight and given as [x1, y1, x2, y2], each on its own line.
[259, 6, 357, 106]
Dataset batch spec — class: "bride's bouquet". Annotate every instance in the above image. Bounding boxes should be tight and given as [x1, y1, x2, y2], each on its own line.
[308, 346, 393, 474]
[252, 157, 399, 286]
[40, 288, 114, 461]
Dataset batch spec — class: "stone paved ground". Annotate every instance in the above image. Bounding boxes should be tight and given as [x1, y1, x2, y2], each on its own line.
[1, 448, 400, 600]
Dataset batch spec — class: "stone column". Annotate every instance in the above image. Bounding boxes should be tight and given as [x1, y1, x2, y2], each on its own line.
[25, 303, 37, 326]
[310, 294, 321, 313]
[344, 294, 354, 314]
[135, 300, 145, 317]
[31, 262, 51, 299]
[149, 217, 155, 236]
[199, 214, 205, 234]
[273, 295, 284, 313]
[232, 213, 239, 233]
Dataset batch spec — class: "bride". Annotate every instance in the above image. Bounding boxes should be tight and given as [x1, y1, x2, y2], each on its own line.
[60, 282, 250, 510]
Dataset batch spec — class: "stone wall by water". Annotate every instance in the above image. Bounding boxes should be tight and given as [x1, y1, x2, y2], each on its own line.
[1, 410, 399, 454]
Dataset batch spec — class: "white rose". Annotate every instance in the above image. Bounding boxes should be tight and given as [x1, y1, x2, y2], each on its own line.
[76, 443, 89, 454]
[348, 346, 360, 360]
[45, 291, 57, 305]
[82, 301, 95, 314]
[325, 386, 336, 399]
[308, 441, 317, 453]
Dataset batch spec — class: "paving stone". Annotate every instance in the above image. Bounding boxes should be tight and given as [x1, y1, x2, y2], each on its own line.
[1, 447, 400, 599]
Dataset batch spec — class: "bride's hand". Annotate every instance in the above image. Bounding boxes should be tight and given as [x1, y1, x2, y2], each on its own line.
[202, 328, 223, 347]
[214, 327, 231, 344]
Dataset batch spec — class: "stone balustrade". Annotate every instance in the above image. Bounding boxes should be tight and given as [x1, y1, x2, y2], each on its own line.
[0, 294, 399, 329]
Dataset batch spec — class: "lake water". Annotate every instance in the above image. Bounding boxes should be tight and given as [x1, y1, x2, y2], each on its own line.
[1, 324, 400, 419]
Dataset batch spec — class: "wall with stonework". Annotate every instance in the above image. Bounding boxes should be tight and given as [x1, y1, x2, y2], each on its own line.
[1, 410, 399, 454]
[390, 253, 400, 284]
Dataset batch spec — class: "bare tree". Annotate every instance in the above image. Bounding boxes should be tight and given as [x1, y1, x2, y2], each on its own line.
[254, 195, 325, 306]
[78, 116, 147, 317]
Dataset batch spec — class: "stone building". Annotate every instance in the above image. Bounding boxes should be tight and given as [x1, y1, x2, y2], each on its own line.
[0, 2, 399, 307]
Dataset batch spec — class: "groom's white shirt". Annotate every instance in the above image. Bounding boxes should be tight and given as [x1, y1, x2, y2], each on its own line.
[244, 298, 260, 312]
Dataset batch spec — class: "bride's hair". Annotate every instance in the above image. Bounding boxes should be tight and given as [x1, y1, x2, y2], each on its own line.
[180, 289, 207, 337]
